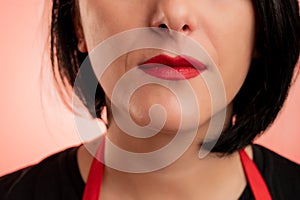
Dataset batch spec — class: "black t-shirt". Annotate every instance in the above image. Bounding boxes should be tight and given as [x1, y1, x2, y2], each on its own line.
[0, 144, 300, 200]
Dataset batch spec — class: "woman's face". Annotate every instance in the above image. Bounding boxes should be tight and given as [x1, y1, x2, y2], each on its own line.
[76, 0, 255, 134]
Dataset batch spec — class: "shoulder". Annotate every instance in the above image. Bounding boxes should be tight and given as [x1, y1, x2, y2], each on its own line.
[252, 144, 300, 198]
[0, 146, 85, 200]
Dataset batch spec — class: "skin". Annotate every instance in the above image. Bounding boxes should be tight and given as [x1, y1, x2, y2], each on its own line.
[75, 0, 256, 199]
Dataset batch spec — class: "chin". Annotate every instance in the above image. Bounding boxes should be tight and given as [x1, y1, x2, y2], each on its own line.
[130, 108, 208, 136]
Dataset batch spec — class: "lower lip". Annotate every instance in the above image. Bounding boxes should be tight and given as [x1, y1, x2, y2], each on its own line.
[139, 64, 201, 80]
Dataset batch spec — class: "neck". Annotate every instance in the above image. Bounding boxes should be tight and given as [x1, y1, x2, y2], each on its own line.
[102, 152, 247, 200]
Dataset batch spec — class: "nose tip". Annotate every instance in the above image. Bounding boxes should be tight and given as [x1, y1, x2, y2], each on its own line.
[150, 0, 197, 34]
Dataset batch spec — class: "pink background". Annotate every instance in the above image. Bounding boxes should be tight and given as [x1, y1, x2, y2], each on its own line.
[0, 1, 300, 176]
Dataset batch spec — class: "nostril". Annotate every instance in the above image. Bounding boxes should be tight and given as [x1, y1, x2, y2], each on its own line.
[159, 24, 168, 29]
[182, 24, 189, 31]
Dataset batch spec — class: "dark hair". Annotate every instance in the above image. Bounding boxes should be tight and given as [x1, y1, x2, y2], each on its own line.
[50, 0, 300, 153]
[50, 0, 105, 117]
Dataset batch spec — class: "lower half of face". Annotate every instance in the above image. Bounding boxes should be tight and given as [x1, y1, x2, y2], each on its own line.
[78, 0, 255, 135]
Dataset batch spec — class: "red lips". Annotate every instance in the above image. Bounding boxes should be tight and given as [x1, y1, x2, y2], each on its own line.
[139, 54, 206, 80]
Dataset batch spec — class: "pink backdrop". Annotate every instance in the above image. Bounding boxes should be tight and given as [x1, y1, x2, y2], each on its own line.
[1, 1, 300, 176]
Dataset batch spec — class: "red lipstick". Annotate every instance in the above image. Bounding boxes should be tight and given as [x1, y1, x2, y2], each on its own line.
[139, 54, 206, 80]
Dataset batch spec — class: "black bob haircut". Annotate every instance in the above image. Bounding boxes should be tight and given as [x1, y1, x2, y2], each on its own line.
[50, 0, 300, 154]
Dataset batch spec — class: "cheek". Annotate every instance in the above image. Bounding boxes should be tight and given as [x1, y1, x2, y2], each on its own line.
[79, 1, 120, 51]
[208, 9, 255, 103]
[222, 68, 250, 104]
[79, 0, 145, 52]
[220, 30, 254, 103]
[98, 56, 127, 100]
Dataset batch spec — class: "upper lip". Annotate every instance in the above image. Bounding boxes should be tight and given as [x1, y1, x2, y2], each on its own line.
[140, 54, 207, 71]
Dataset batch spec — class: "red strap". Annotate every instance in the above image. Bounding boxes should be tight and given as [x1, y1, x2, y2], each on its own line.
[82, 140, 105, 200]
[239, 149, 272, 200]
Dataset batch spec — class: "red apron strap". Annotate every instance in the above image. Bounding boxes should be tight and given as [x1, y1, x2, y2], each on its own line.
[82, 140, 105, 200]
[239, 149, 272, 200]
